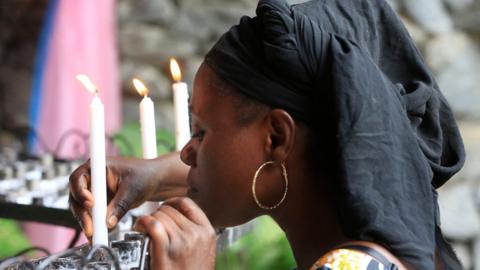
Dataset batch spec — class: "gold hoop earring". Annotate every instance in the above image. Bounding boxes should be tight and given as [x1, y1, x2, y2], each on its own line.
[252, 161, 288, 210]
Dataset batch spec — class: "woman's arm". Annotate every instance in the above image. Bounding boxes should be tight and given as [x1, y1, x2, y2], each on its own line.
[69, 152, 189, 238]
[148, 152, 189, 201]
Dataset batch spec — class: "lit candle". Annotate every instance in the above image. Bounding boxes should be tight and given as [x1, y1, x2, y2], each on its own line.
[133, 78, 157, 159]
[170, 58, 191, 151]
[76, 74, 108, 246]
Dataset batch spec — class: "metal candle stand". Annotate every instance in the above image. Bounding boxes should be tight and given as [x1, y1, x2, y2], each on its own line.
[3, 232, 150, 270]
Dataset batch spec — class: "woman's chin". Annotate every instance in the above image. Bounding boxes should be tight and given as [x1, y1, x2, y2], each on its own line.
[185, 190, 253, 228]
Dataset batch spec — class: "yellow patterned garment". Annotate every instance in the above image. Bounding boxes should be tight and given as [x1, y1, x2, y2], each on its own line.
[308, 248, 393, 270]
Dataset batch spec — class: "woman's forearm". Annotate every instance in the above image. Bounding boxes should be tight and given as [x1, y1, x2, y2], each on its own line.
[149, 152, 189, 201]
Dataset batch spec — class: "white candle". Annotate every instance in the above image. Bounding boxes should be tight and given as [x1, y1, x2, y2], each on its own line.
[76, 74, 108, 246]
[89, 95, 108, 246]
[170, 58, 191, 151]
[132, 79, 159, 216]
[133, 78, 158, 159]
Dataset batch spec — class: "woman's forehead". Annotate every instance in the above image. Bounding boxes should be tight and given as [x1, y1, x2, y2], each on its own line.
[191, 64, 232, 118]
[190, 65, 211, 115]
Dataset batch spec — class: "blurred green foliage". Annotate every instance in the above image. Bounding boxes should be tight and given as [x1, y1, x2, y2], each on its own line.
[216, 216, 296, 270]
[111, 122, 175, 157]
[0, 219, 30, 258]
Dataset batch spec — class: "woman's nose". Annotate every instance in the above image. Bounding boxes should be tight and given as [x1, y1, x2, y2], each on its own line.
[180, 140, 197, 167]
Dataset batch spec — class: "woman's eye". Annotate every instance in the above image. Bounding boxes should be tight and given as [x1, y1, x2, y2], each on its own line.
[191, 130, 205, 141]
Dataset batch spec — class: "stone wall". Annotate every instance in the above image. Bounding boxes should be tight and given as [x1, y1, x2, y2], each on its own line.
[0, 0, 47, 128]
[384, 0, 480, 268]
[118, 0, 258, 130]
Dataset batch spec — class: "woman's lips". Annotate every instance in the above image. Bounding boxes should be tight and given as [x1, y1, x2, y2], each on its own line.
[186, 175, 199, 192]
[185, 173, 200, 200]
[187, 187, 199, 198]
[187, 172, 198, 189]
[188, 186, 199, 192]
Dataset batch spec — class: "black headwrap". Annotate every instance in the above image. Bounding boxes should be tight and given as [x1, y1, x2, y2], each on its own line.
[204, 0, 466, 269]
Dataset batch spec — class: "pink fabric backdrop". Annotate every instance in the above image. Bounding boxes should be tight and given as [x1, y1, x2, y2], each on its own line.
[36, 0, 120, 159]
[26, 0, 120, 254]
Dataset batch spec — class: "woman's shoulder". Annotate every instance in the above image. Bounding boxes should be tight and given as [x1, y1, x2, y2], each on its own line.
[305, 241, 407, 270]
[309, 246, 398, 270]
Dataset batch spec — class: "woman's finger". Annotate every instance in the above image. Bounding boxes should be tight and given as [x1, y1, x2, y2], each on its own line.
[163, 197, 211, 227]
[133, 215, 169, 248]
[105, 185, 136, 229]
[69, 169, 94, 209]
[69, 197, 93, 238]
[151, 210, 183, 240]
[156, 204, 193, 230]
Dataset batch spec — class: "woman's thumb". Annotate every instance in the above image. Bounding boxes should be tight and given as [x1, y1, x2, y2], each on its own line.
[106, 193, 133, 229]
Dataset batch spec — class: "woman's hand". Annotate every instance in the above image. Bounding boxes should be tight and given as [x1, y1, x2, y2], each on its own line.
[134, 197, 217, 270]
[69, 156, 162, 239]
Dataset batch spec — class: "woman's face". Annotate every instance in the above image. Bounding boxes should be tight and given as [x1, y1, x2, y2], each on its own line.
[180, 64, 268, 228]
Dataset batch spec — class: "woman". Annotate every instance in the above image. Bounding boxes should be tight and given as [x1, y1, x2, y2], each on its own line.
[69, 0, 465, 269]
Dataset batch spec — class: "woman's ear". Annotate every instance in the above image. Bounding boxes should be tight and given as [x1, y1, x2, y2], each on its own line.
[265, 109, 295, 162]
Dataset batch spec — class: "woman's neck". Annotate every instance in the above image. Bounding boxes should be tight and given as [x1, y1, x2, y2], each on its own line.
[270, 177, 350, 269]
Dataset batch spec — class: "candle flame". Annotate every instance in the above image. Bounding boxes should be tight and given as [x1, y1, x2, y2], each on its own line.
[132, 78, 149, 97]
[170, 58, 182, 82]
[76, 74, 98, 94]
